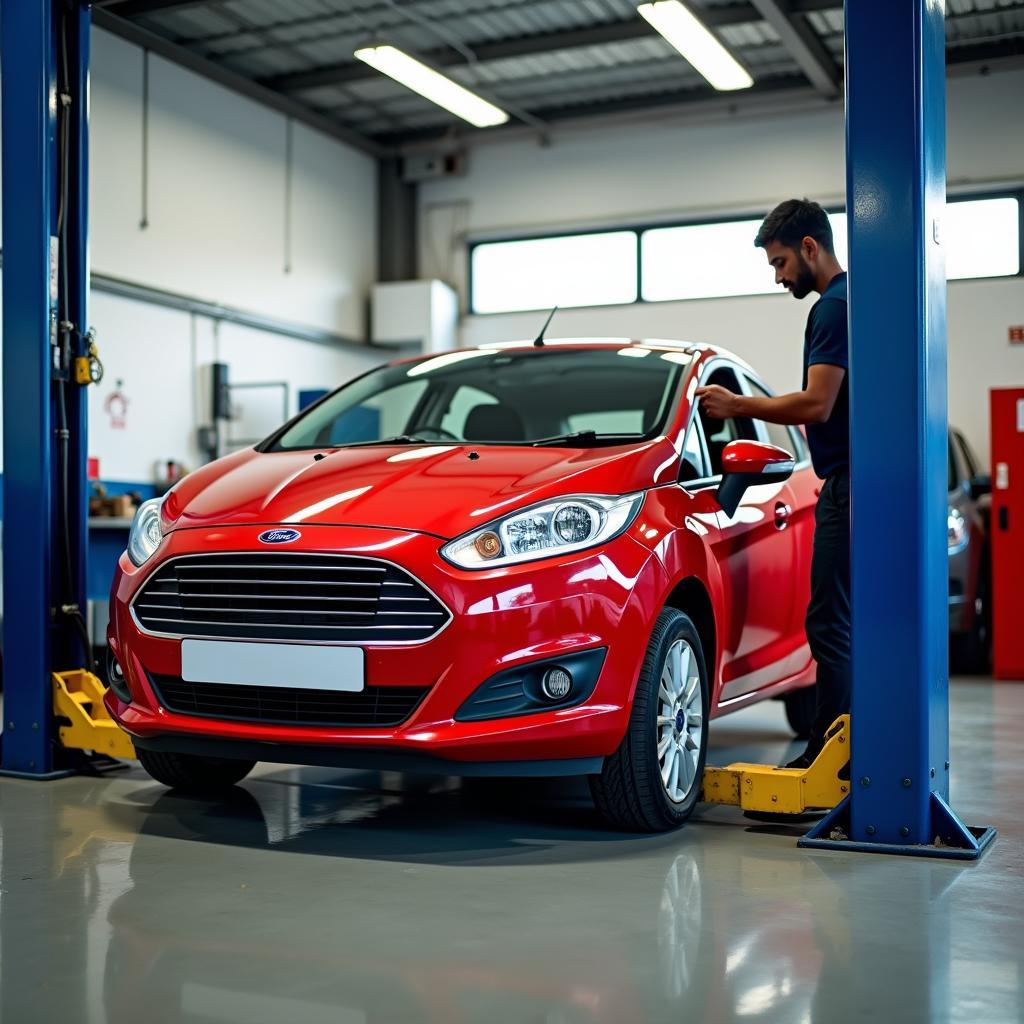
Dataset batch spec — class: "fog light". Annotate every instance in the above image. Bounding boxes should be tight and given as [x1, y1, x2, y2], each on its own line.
[106, 650, 132, 704]
[541, 667, 572, 701]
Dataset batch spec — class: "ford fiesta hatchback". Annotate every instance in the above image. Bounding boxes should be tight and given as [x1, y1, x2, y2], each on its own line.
[106, 339, 819, 831]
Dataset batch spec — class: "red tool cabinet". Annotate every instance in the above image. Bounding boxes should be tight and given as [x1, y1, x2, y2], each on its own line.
[991, 387, 1024, 680]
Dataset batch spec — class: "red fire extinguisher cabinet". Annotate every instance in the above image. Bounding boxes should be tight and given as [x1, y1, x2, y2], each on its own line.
[991, 387, 1024, 680]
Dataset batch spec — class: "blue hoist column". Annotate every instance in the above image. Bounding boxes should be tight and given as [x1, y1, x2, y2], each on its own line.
[801, 0, 993, 857]
[1, 0, 92, 777]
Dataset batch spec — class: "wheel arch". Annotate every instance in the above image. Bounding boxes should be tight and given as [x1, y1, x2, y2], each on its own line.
[663, 576, 717, 688]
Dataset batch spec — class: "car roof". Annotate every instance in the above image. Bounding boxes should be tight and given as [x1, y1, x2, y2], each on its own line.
[388, 338, 753, 375]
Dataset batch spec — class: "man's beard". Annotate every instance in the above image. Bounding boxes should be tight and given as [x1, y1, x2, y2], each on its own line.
[784, 255, 816, 299]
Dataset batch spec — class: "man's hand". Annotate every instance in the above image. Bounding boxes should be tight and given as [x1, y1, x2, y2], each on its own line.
[695, 384, 741, 420]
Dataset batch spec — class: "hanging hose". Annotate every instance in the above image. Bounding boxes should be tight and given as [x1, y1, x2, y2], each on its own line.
[54, 2, 96, 678]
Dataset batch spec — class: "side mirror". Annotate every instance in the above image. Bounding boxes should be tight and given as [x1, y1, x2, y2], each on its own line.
[716, 440, 795, 517]
[969, 474, 991, 501]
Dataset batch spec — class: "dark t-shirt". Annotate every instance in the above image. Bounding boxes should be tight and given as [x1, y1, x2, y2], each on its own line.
[802, 271, 849, 478]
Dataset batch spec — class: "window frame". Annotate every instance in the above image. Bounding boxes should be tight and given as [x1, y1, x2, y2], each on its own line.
[677, 357, 758, 491]
[467, 188, 1024, 315]
[742, 372, 813, 470]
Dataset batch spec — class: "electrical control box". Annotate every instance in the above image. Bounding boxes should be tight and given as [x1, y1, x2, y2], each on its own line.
[371, 279, 458, 353]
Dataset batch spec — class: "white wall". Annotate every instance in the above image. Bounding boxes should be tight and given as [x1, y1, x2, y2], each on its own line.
[90, 29, 376, 339]
[1, 28, 390, 482]
[86, 292, 385, 482]
[418, 68, 1024, 464]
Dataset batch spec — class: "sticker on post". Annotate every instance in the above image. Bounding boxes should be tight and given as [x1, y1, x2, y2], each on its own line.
[995, 463, 1009, 490]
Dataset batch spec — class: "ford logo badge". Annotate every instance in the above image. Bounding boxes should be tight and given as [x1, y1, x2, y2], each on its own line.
[259, 529, 301, 544]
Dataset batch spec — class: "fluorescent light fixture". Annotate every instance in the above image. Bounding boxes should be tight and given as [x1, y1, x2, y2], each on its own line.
[354, 45, 509, 128]
[637, 1, 753, 91]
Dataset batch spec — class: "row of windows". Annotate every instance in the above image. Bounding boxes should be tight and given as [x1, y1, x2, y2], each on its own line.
[469, 195, 1022, 315]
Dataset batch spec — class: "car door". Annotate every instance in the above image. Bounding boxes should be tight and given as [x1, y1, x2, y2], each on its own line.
[681, 362, 800, 704]
[742, 374, 817, 685]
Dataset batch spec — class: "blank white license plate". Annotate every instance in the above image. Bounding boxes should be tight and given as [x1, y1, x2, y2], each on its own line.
[180, 640, 364, 692]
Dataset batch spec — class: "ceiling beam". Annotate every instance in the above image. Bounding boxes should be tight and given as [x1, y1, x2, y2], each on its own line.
[373, 36, 1024, 150]
[96, 0, 222, 16]
[945, 36, 1024, 75]
[377, 74, 820, 150]
[259, 0, 841, 94]
[93, 10, 387, 157]
[748, 0, 841, 96]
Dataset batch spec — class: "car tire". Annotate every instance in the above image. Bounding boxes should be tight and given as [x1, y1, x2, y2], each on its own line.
[590, 608, 709, 832]
[783, 684, 816, 740]
[136, 748, 256, 792]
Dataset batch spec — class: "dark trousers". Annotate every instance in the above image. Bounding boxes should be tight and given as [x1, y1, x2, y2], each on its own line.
[805, 468, 851, 749]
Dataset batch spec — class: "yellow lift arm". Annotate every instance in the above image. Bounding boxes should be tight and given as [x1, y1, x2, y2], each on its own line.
[52, 669, 136, 760]
[702, 715, 850, 814]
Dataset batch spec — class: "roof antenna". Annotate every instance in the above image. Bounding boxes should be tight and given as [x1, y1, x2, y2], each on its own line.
[533, 306, 558, 347]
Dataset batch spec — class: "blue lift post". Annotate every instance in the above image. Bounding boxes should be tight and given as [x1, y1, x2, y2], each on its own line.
[1, 0, 92, 778]
[801, 0, 994, 857]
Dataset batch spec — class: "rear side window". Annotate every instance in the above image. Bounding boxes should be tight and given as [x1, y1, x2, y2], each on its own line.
[697, 366, 758, 476]
[319, 379, 429, 445]
[439, 385, 500, 437]
[746, 378, 806, 460]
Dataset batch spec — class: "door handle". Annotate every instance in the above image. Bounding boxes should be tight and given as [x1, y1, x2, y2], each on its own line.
[774, 502, 792, 529]
[999, 507, 1009, 531]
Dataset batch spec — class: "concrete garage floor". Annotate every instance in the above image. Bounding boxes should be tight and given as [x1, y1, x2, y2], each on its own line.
[0, 678, 1020, 1024]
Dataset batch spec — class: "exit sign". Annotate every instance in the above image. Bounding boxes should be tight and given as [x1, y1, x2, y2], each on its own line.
[1011, 325, 1024, 344]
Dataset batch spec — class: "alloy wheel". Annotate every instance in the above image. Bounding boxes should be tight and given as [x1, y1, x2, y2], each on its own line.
[656, 638, 704, 804]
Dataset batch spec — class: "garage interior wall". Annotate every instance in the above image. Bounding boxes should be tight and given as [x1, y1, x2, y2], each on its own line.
[0, 26, 387, 486]
[419, 68, 1024, 465]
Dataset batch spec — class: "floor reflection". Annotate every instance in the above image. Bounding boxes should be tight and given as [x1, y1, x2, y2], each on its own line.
[0, 684, 1017, 1024]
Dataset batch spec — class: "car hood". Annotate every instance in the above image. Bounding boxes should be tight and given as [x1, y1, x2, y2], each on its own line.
[162, 440, 680, 539]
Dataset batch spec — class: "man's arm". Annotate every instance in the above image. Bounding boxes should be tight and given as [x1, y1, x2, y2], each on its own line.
[695, 363, 846, 425]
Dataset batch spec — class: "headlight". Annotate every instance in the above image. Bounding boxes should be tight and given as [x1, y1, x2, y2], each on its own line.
[441, 493, 645, 570]
[127, 497, 165, 567]
[947, 508, 967, 552]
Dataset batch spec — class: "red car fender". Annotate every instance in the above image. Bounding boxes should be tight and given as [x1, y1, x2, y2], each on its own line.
[621, 486, 726, 705]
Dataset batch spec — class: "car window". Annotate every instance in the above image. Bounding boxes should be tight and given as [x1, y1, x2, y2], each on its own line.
[954, 431, 980, 480]
[439, 385, 500, 437]
[680, 417, 708, 483]
[697, 366, 758, 476]
[318, 380, 429, 445]
[270, 348, 688, 450]
[745, 377, 804, 459]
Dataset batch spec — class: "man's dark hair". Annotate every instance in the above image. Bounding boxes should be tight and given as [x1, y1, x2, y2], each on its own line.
[754, 198, 834, 254]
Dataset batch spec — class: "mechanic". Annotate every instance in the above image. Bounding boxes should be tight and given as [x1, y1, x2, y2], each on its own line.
[696, 198, 849, 769]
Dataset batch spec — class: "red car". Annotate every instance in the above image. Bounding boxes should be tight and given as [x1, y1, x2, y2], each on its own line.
[106, 340, 818, 832]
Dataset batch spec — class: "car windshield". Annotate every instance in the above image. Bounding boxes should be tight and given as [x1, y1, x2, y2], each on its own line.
[265, 347, 689, 451]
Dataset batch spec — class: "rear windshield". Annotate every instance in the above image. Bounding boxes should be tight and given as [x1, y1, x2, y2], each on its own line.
[266, 347, 688, 450]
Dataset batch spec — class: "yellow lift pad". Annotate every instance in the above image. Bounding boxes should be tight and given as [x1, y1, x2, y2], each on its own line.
[702, 714, 850, 814]
[52, 670, 136, 761]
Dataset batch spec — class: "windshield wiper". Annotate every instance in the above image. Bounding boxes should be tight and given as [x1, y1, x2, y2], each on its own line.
[339, 434, 433, 448]
[531, 430, 639, 447]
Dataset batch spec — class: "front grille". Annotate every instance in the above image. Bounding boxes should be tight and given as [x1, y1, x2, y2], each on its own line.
[150, 674, 428, 727]
[132, 554, 450, 643]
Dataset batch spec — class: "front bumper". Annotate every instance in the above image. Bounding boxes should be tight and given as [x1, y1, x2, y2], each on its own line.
[107, 523, 661, 767]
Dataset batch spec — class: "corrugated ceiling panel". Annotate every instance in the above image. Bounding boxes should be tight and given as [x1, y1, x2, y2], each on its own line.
[108, 0, 1024, 144]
